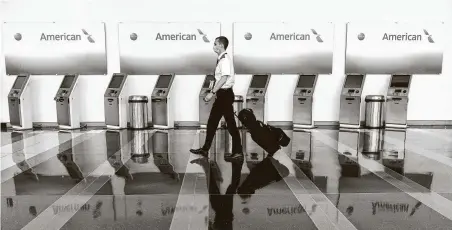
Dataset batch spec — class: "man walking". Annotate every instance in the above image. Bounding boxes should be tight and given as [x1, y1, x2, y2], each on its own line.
[190, 36, 243, 160]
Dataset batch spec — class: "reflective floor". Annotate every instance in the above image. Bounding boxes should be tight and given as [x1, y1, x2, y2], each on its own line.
[1, 128, 452, 229]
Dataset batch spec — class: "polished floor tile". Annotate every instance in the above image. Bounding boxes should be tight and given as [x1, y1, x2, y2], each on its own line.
[2, 128, 452, 229]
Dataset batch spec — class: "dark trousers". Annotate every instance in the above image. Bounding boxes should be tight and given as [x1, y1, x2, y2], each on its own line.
[202, 88, 243, 153]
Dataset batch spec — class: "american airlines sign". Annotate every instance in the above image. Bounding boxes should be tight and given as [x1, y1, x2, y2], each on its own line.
[3, 22, 107, 75]
[345, 22, 445, 74]
[118, 22, 221, 75]
[233, 22, 335, 74]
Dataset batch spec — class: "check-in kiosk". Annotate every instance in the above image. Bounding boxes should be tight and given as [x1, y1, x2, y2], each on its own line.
[8, 74, 33, 130]
[245, 74, 271, 123]
[54, 75, 80, 130]
[151, 74, 175, 129]
[385, 75, 412, 129]
[104, 73, 129, 129]
[339, 74, 366, 129]
[199, 74, 215, 128]
[293, 74, 318, 129]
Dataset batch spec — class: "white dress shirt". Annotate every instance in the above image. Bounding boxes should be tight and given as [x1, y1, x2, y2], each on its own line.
[215, 51, 235, 89]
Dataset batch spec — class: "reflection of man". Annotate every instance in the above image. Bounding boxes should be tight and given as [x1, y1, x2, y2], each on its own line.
[190, 36, 243, 160]
[191, 153, 243, 229]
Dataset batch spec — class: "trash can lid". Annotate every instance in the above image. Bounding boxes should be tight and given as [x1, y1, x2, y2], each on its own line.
[129, 95, 149, 102]
[365, 95, 385, 102]
[234, 95, 244, 102]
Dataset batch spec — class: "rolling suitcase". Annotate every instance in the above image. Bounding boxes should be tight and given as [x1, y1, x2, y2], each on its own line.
[236, 108, 291, 156]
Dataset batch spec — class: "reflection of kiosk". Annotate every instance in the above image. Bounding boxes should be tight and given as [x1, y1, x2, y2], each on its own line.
[245, 74, 271, 123]
[54, 75, 81, 130]
[106, 130, 132, 179]
[291, 130, 313, 180]
[291, 130, 312, 163]
[339, 74, 365, 129]
[293, 74, 318, 129]
[385, 75, 412, 129]
[152, 130, 170, 162]
[382, 129, 406, 175]
[151, 74, 176, 129]
[152, 130, 179, 180]
[10, 132, 39, 181]
[8, 74, 33, 130]
[199, 75, 215, 129]
[338, 130, 362, 177]
[104, 73, 129, 129]
[57, 132, 84, 182]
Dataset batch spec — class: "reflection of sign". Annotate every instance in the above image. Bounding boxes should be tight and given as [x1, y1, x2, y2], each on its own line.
[3, 22, 107, 75]
[371, 202, 409, 215]
[119, 22, 221, 75]
[345, 22, 445, 74]
[161, 204, 208, 216]
[52, 203, 90, 214]
[267, 205, 305, 216]
[233, 22, 334, 74]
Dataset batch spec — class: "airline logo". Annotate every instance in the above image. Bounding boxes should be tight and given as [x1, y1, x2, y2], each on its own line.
[358, 29, 434, 43]
[244, 29, 323, 43]
[151, 28, 211, 43]
[17, 28, 97, 43]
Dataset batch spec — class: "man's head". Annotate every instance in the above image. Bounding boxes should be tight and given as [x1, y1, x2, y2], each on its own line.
[213, 36, 229, 54]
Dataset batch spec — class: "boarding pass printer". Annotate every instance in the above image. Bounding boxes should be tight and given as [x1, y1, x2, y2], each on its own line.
[54, 74, 81, 130]
[246, 74, 271, 123]
[8, 74, 33, 130]
[293, 74, 318, 129]
[339, 74, 366, 129]
[151, 74, 175, 129]
[104, 73, 129, 129]
[385, 75, 411, 129]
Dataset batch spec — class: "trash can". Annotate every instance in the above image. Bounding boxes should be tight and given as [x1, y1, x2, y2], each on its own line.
[129, 95, 149, 129]
[365, 95, 385, 128]
[234, 95, 244, 128]
[221, 95, 244, 128]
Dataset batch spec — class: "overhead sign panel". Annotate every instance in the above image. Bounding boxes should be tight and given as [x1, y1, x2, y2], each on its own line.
[119, 22, 221, 75]
[2, 22, 107, 75]
[233, 22, 335, 75]
[345, 22, 445, 74]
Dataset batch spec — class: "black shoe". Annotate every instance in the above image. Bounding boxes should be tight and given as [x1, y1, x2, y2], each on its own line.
[190, 148, 209, 157]
[225, 152, 244, 162]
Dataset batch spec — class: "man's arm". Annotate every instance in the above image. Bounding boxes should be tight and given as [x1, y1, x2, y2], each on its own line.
[212, 75, 229, 93]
